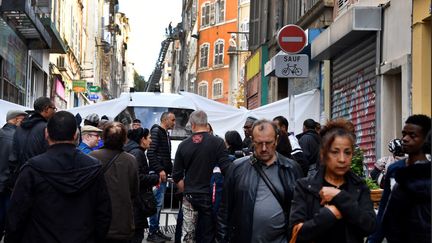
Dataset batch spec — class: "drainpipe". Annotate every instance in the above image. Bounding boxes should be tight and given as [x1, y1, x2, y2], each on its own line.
[375, 3, 384, 160]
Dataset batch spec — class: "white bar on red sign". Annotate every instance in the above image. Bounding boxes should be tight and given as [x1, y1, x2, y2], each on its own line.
[282, 37, 303, 42]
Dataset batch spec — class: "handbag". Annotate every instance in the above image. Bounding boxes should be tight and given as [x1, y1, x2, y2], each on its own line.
[289, 223, 303, 243]
[137, 190, 157, 217]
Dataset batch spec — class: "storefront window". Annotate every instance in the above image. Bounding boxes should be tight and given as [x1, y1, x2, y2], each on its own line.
[0, 18, 28, 105]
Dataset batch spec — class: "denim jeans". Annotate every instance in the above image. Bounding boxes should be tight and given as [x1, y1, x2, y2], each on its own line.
[182, 193, 214, 243]
[149, 181, 167, 233]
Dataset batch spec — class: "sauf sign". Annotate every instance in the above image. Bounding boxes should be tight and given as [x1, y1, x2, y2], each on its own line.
[275, 25, 309, 78]
[275, 54, 309, 78]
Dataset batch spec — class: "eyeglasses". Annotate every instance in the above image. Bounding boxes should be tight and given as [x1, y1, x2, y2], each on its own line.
[49, 106, 57, 111]
[243, 125, 251, 129]
[253, 141, 276, 148]
[87, 133, 100, 138]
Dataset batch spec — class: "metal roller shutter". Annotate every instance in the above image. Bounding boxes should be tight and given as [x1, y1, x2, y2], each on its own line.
[331, 34, 377, 166]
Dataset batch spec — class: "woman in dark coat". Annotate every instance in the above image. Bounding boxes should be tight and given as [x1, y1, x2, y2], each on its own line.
[289, 118, 376, 243]
[124, 128, 160, 243]
[224, 130, 243, 158]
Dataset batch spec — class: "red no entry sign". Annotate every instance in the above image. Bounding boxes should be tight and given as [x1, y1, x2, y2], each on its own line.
[277, 25, 307, 54]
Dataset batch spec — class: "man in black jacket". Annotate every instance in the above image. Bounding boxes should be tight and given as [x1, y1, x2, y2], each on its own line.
[0, 110, 27, 240]
[11, 97, 56, 187]
[173, 110, 231, 242]
[147, 111, 176, 242]
[297, 118, 321, 176]
[5, 111, 111, 243]
[217, 120, 303, 242]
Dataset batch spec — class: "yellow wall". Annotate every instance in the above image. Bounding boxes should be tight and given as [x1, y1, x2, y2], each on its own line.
[246, 51, 260, 80]
[412, 0, 431, 115]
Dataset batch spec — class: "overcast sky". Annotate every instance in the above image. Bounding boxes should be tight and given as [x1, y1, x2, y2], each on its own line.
[119, 1, 182, 79]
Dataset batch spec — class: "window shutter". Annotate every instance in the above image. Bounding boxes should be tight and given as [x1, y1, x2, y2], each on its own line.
[201, 6, 206, 26]
[210, 3, 215, 25]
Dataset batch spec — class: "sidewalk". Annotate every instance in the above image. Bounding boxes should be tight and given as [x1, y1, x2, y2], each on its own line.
[142, 208, 179, 243]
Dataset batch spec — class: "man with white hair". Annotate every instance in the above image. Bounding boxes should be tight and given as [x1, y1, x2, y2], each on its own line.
[173, 110, 231, 242]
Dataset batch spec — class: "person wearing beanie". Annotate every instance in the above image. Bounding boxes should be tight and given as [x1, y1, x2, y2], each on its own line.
[84, 113, 100, 127]
[0, 110, 27, 240]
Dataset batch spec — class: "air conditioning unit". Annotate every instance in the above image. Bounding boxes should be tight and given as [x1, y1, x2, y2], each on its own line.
[57, 56, 66, 71]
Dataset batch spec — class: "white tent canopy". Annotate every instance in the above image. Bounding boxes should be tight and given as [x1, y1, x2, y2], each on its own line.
[0, 99, 30, 125]
[0, 90, 320, 136]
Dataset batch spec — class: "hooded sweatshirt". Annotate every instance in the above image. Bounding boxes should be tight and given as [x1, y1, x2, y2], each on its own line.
[5, 143, 111, 243]
[12, 113, 48, 175]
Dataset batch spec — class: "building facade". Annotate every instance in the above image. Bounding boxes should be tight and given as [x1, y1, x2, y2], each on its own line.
[195, 0, 238, 104]
[246, 0, 431, 166]
[0, 0, 132, 109]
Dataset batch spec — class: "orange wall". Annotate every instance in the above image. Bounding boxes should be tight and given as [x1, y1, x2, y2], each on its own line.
[197, 0, 238, 104]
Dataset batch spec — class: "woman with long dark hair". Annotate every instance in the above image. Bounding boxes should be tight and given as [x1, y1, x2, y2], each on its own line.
[289, 118, 376, 243]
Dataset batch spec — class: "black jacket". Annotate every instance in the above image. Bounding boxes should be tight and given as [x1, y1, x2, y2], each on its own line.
[5, 143, 111, 243]
[124, 140, 159, 229]
[297, 130, 320, 167]
[217, 153, 302, 242]
[12, 113, 48, 174]
[289, 167, 376, 243]
[382, 161, 431, 243]
[172, 132, 231, 194]
[147, 125, 172, 174]
[124, 140, 160, 190]
[0, 124, 17, 192]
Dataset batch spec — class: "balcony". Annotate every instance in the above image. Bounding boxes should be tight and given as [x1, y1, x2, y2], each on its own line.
[0, 0, 52, 49]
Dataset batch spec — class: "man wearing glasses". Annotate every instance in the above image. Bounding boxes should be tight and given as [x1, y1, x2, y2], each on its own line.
[78, 125, 102, 154]
[10, 97, 57, 188]
[217, 119, 303, 242]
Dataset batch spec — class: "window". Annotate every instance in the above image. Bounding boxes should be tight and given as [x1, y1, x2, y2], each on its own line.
[212, 79, 223, 99]
[214, 40, 224, 66]
[215, 0, 225, 24]
[199, 43, 209, 68]
[202, 0, 224, 27]
[239, 20, 249, 50]
[198, 81, 208, 97]
[201, 2, 210, 27]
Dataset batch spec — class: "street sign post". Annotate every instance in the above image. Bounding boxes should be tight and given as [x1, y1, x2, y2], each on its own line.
[275, 54, 309, 78]
[277, 25, 307, 54]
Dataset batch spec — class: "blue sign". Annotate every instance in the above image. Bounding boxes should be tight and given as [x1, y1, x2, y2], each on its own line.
[88, 94, 99, 100]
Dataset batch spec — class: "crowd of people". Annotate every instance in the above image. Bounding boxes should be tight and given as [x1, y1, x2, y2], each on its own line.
[0, 96, 430, 243]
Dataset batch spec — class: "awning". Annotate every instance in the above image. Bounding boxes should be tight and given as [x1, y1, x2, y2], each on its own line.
[311, 5, 381, 60]
[40, 17, 68, 54]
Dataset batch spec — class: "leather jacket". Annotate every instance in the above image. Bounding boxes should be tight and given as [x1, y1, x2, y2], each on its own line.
[217, 153, 303, 242]
[289, 166, 376, 243]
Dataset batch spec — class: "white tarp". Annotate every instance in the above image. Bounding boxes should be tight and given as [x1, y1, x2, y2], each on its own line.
[67, 94, 130, 121]
[181, 89, 320, 137]
[0, 99, 30, 126]
[0, 90, 320, 137]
